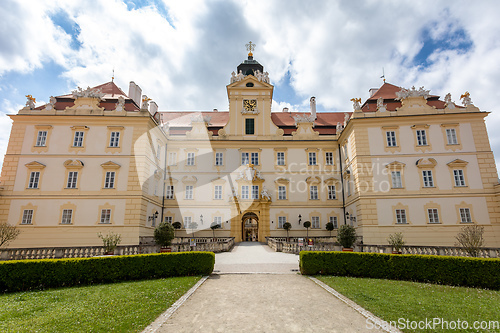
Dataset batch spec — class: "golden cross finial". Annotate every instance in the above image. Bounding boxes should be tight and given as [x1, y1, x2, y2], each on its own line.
[112, 68, 114, 82]
[245, 41, 255, 57]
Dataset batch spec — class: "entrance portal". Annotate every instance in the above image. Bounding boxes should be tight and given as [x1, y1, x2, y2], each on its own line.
[242, 212, 259, 242]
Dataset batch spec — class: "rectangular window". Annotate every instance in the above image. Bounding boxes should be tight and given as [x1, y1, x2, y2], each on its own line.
[245, 118, 255, 135]
[67, 171, 78, 188]
[73, 131, 84, 147]
[214, 216, 222, 227]
[168, 152, 177, 166]
[241, 152, 249, 165]
[325, 152, 334, 165]
[395, 209, 407, 224]
[156, 144, 161, 160]
[100, 209, 111, 224]
[109, 132, 120, 147]
[460, 208, 472, 223]
[185, 185, 193, 199]
[251, 185, 259, 199]
[104, 171, 115, 189]
[183, 216, 191, 229]
[416, 129, 427, 146]
[61, 209, 73, 224]
[311, 216, 320, 229]
[214, 185, 222, 200]
[28, 171, 40, 189]
[277, 152, 285, 166]
[329, 216, 338, 229]
[391, 171, 403, 188]
[166, 185, 174, 199]
[241, 185, 249, 199]
[36, 131, 47, 147]
[165, 216, 173, 224]
[22, 209, 34, 224]
[186, 152, 195, 166]
[251, 152, 259, 165]
[327, 185, 336, 200]
[422, 170, 434, 187]
[347, 181, 352, 196]
[310, 185, 318, 200]
[427, 208, 439, 224]
[446, 128, 458, 145]
[386, 131, 397, 147]
[454, 169, 466, 187]
[343, 144, 349, 160]
[308, 152, 317, 165]
[278, 216, 286, 229]
[278, 186, 287, 200]
[215, 152, 223, 166]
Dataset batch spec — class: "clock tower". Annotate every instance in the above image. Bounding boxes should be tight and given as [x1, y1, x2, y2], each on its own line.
[220, 42, 283, 138]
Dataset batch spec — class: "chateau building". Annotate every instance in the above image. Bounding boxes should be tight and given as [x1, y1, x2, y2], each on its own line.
[1, 49, 499, 248]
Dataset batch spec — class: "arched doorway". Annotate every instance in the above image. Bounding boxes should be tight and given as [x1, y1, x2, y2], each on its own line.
[242, 212, 259, 242]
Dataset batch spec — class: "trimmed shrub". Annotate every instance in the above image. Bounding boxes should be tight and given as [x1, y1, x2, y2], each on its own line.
[0, 251, 214, 293]
[300, 251, 500, 290]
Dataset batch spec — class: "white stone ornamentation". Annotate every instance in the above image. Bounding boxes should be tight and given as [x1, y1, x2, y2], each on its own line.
[45, 96, 56, 110]
[230, 71, 237, 83]
[261, 187, 271, 201]
[25, 95, 36, 109]
[141, 95, 152, 110]
[116, 96, 126, 111]
[377, 97, 387, 112]
[72, 86, 105, 100]
[444, 93, 455, 109]
[344, 112, 350, 126]
[293, 114, 316, 126]
[350, 98, 362, 111]
[236, 164, 264, 182]
[395, 86, 430, 100]
[460, 91, 473, 107]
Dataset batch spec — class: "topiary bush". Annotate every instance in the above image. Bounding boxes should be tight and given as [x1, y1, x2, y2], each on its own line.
[0, 251, 215, 293]
[154, 221, 175, 247]
[300, 251, 500, 290]
[337, 225, 356, 248]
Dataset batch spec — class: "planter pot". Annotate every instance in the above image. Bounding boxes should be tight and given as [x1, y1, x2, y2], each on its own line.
[160, 247, 172, 253]
[392, 251, 402, 254]
[342, 248, 354, 252]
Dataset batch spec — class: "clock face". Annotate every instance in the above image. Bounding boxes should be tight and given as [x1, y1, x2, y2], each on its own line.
[243, 99, 257, 111]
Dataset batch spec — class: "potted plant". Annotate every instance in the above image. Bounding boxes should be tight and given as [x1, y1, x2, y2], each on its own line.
[283, 222, 292, 242]
[210, 222, 221, 241]
[337, 224, 356, 251]
[97, 232, 122, 255]
[325, 222, 334, 238]
[303, 221, 311, 239]
[154, 221, 175, 252]
[387, 232, 405, 254]
[172, 221, 182, 243]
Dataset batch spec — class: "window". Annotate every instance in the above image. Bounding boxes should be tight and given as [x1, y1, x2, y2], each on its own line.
[328, 185, 336, 200]
[343, 144, 349, 160]
[460, 208, 472, 223]
[325, 152, 334, 165]
[278, 216, 286, 229]
[214, 185, 222, 200]
[156, 144, 161, 160]
[422, 170, 434, 187]
[311, 216, 320, 229]
[73, 131, 84, 147]
[251, 152, 259, 165]
[28, 171, 40, 189]
[391, 171, 403, 188]
[104, 171, 115, 189]
[310, 185, 318, 200]
[183, 216, 192, 228]
[241, 152, 249, 165]
[165, 216, 173, 224]
[251, 185, 259, 199]
[245, 118, 255, 135]
[416, 129, 427, 146]
[185, 185, 193, 199]
[100, 209, 111, 224]
[67, 171, 78, 188]
[395, 209, 407, 224]
[278, 186, 287, 200]
[386, 131, 397, 147]
[186, 152, 195, 166]
[427, 208, 439, 224]
[308, 152, 317, 165]
[214, 216, 222, 227]
[347, 181, 352, 196]
[277, 152, 285, 166]
[109, 132, 120, 147]
[166, 185, 174, 199]
[329, 216, 338, 229]
[215, 152, 223, 166]
[61, 209, 73, 224]
[446, 128, 458, 145]
[454, 170, 466, 187]
[168, 152, 177, 166]
[36, 131, 47, 147]
[22, 209, 33, 224]
[241, 185, 249, 199]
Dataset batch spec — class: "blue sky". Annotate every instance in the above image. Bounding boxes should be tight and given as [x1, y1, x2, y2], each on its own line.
[1, 0, 500, 175]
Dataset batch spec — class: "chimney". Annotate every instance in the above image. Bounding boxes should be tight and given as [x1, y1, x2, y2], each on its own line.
[369, 88, 378, 97]
[282, 107, 289, 113]
[128, 81, 142, 107]
[149, 101, 158, 116]
[310, 96, 317, 119]
[213, 108, 218, 112]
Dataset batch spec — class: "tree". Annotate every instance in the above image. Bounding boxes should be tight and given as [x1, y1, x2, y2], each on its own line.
[189, 222, 198, 238]
[303, 221, 311, 239]
[210, 222, 221, 240]
[325, 222, 334, 237]
[154, 221, 175, 248]
[97, 232, 122, 254]
[337, 224, 356, 249]
[455, 224, 484, 257]
[387, 232, 405, 253]
[172, 221, 182, 243]
[283, 222, 292, 242]
[0, 222, 21, 248]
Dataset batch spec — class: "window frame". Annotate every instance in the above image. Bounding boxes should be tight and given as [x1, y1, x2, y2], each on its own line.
[325, 151, 334, 165]
[329, 216, 338, 229]
[310, 185, 318, 200]
[241, 185, 249, 199]
[215, 152, 224, 166]
[109, 131, 120, 147]
[73, 131, 85, 147]
[22, 209, 34, 224]
[28, 171, 40, 189]
[416, 129, 428, 146]
[277, 152, 285, 166]
[427, 208, 440, 224]
[459, 208, 472, 223]
[214, 185, 223, 200]
[251, 185, 259, 200]
[67, 171, 78, 189]
[308, 152, 317, 166]
[100, 209, 112, 224]
[186, 152, 195, 166]
[104, 171, 115, 189]
[327, 185, 336, 200]
[166, 185, 175, 199]
[386, 131, 397, 147]
[422, 170, 434, 187]
[185, 185, 193, 200]
[36, 130, 48, 147]
[453, 169, 466, 187]
[446, 128, 458, 145]
[395, 209, 407, 224]
[278, 185, 287, 200]
[391, 171, 403, 188]
[278, 216, 286, 229]
[245, 118, 255, 135]
[311, 216, 320, 229]
[61, 209, 73, 224]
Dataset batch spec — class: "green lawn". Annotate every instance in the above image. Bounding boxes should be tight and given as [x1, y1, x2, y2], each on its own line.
[316, 276, 500, 333]
[0, 276, 201, 333]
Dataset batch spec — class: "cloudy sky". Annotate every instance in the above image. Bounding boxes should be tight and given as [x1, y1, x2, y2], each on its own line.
[0, 0, 499, 175]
